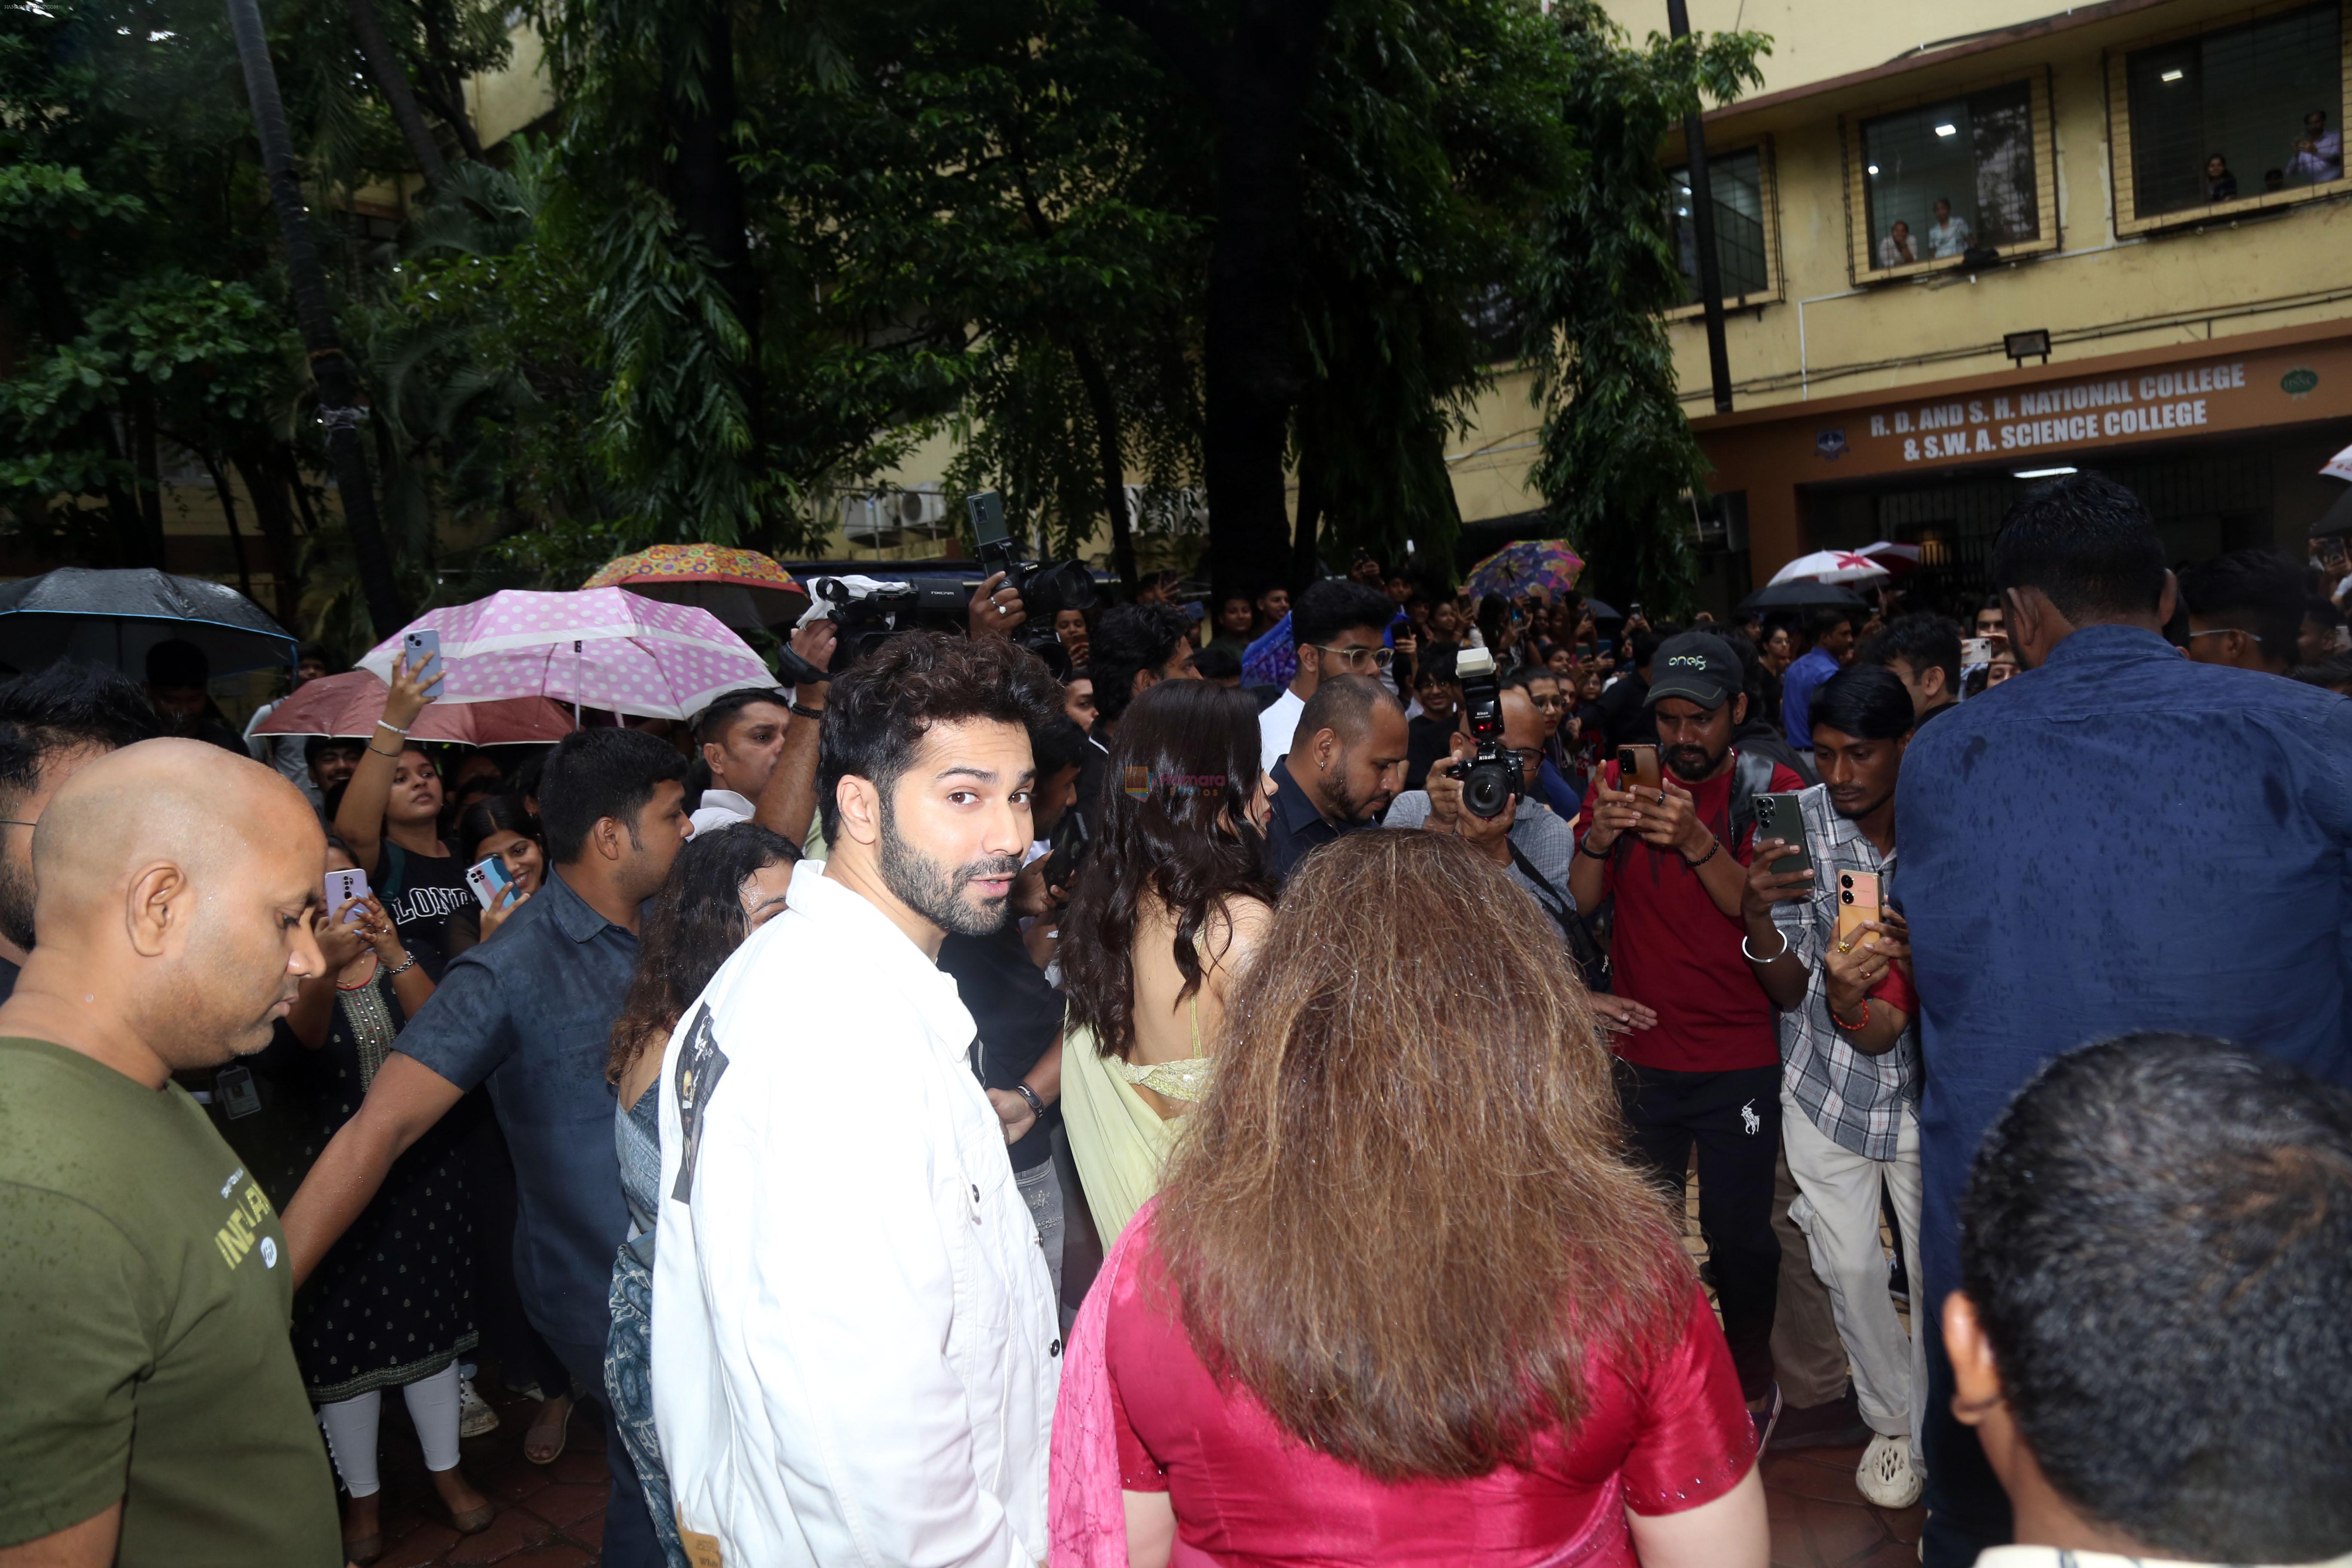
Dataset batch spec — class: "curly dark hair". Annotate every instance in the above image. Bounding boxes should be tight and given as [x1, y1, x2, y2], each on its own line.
[1062, 679, 1274, 1060]
[606, 822, 799, 1084]
[816, 631, 1062, 842]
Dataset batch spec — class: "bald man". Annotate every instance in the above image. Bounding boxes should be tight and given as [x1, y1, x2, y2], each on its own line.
[0, 740, 340, 1568]
[1262, 673, 1409, 881]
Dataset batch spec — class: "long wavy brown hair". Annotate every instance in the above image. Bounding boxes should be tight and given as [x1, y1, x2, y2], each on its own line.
[1152, 830, 1690, 1480]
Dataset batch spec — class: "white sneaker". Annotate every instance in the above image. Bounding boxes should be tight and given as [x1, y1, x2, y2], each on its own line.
[457, 1376, 500, 1438]
[1856, 1431, 1922, 1507]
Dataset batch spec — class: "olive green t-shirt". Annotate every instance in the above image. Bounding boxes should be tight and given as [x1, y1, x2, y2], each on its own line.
[0, 1037, 339, 1565]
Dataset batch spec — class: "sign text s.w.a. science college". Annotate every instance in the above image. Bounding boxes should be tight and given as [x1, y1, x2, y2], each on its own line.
[1868, 361, 2252, 463]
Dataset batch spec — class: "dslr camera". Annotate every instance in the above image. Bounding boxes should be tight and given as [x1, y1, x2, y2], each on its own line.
[1446, 646, 1519, 819]
[968, 491, 1099, 675]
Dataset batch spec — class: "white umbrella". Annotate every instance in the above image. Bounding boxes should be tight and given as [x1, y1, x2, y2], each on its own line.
[2323, 441, 2352, 483]
[1853, 541, 1923, 570]
[1767, 549, 1894, 587]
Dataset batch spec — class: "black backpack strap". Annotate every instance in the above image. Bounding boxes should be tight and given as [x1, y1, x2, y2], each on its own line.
[1727, 749, 1778, 845]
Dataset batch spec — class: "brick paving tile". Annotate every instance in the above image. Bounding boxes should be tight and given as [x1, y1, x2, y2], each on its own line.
[528, 1483, 608, 1529]
[375, 1522, 462, 1568]
[443, 1505, 554, 1565]
[494, 1548, 597, 1568]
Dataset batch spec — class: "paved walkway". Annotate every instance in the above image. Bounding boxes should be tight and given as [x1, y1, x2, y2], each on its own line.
[355, 1372, 1924, 1568]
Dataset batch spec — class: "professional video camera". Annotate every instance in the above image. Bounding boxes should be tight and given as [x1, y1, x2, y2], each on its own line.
[1446, 645, 1518, 819]
[789, 575, 971, 676]
[968, 492, 1099, 675]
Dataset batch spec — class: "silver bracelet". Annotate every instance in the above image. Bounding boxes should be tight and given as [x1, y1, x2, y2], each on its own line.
[383, 951, 419, 978]
[375, 718, 409, 736]
[1741, 929, 1790, 965]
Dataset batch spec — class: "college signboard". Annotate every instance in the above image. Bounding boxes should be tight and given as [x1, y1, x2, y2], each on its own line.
[1698, 323, 2352, 487]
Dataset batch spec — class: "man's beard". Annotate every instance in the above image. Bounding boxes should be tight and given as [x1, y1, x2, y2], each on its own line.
[1663, 742, 1725, 782]
[878, 803, 1020, 937]
[0, 854, 34, 951]
[1326, 763, 1390, 824]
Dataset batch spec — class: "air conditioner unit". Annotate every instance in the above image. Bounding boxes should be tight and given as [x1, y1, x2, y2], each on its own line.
[898, 490, 947, 528]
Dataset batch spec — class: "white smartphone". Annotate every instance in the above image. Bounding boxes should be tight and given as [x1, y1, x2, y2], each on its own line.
[325, 867, 369, 925]
[1960, 637, 1993, 668]
[402, 628, 444, 689]
[465, 855, 514, 910]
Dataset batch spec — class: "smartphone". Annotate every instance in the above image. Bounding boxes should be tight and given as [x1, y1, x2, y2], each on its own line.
[325, 867, 369, 926]
[1617, 744, 1661, 794]
[1755, 792, 1812, 877]
[1040, 808, 1090, 892]
[1960, 637, 1993, 668]
[1835, 869, 1882, 949]
[465, 854, 514, 910]
[402, 627, 444, 689]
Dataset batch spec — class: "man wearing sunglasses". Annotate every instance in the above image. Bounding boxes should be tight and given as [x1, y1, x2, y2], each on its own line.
[1256, 579, 1400, 777]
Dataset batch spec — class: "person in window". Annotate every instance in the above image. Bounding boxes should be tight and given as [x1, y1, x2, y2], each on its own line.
[2289, 108, 2342, 183]
[2205, 153, 2238, 201]
[1926, 198, 1972, 258]
[1877, 219, 1916, 268]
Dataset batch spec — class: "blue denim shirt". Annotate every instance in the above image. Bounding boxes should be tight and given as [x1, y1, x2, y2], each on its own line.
[395, 865, 637, 1349]
[1896, 624, 2352, 1304]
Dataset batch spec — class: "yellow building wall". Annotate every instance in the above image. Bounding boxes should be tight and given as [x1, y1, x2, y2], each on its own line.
[1637, 0, 2352, 417]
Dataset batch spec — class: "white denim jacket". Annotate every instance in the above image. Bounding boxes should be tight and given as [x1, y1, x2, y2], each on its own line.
[652, 861, 1060, 1566]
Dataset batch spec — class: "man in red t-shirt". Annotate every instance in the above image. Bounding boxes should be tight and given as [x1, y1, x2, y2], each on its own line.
[1572, 631, 1805, 1427]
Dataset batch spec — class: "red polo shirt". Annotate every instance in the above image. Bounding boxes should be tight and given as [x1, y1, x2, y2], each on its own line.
[1577, 754, 1805, 1074]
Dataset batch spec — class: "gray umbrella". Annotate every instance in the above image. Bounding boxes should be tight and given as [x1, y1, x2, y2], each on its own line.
[1739, 579, 1873, 614]
[0, 567, 295, 677]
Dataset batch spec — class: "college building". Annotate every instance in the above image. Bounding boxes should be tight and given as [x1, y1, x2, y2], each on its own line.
[1618, 0, 2352, 610]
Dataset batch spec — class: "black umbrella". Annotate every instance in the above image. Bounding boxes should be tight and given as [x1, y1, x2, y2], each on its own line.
[1581, 597, 1622, 621]
[2311, 485, 2352, 539]
[0, 568, 295, 678]
[1738, 579, 1873, 614]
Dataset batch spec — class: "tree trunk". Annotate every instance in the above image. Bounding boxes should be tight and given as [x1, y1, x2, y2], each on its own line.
[1069, 343, 1139, 596]
[666, 2, 760, 525]
[233, 449, 303, 625]
[1101, 0, 1340, 600]
[342, 0, 447, 183]
[225, 0, 412, 637]
[203, 449, 257, 601]
[417, 0, 487, 161]
[127, 382, 168, 568]
[1290, 457, 1322, 595]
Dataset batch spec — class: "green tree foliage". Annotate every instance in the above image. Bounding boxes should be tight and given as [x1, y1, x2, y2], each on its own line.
[1522, 0, 1766, 615]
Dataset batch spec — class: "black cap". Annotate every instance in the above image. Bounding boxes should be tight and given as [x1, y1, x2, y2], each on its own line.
[1644, 632, 1741, 710]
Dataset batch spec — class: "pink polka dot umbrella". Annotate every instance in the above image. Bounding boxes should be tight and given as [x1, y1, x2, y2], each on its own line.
[358, 588, 775, 723]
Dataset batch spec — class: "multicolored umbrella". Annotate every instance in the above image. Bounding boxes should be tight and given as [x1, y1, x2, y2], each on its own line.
[248, 671, 575, 745]
[358, 589, 775, 722]
[1463, 540, 1586, 602]
[582, 544, 806, 631]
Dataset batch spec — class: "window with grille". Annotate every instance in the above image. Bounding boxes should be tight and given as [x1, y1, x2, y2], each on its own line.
[2125, 3, 2343, 218]
[1667, 148, 1770, 306]
[1859, 83, 2040, 272]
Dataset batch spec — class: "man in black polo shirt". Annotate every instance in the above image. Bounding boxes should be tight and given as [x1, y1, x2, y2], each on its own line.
[1264, 674, 1408, 881]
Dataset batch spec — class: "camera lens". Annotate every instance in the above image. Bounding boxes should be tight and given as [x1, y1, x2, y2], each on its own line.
[1840, 873, 1854, 890]
[1841, 890, 1854, 904]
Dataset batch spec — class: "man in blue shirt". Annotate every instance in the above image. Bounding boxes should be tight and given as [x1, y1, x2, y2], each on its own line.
[1897, 472, 2352, 1568]
[282, 727, 692, 1568]
[1779, 608, 1857, 753]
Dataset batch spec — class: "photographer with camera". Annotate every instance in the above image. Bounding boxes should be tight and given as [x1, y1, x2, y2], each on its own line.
[1384, 654, 1653, 1035]
[1570, 632, 1807, 1437]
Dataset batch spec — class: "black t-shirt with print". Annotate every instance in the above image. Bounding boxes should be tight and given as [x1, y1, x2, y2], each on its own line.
[380, 840, 474, 980]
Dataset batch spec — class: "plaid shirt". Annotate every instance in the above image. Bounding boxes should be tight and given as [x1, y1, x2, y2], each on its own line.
[1770, 784, 1919, 1161]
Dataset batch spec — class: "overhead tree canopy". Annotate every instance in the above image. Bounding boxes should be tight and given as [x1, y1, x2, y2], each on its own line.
[2, 0, 1768, 633]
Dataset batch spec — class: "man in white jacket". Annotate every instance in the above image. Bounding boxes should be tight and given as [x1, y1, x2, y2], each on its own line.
[653, 631, 1064, 1568]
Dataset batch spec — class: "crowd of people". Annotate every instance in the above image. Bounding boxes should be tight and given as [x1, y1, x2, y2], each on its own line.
[2, 467, 2350, 1568]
